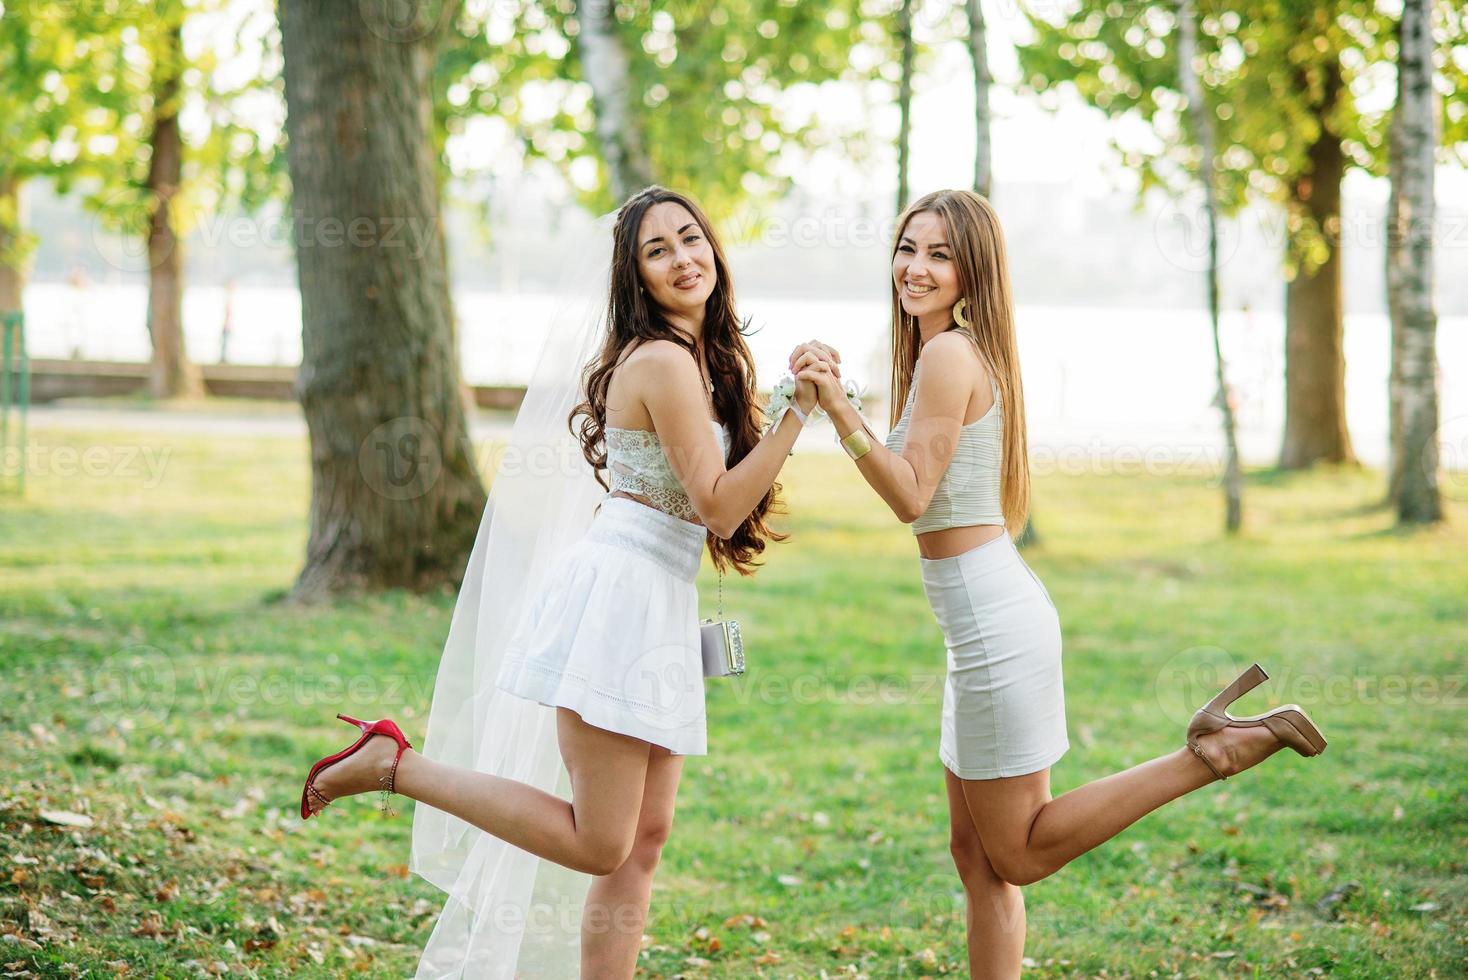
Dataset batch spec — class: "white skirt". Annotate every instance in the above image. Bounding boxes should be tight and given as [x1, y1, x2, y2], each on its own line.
[920, 532, 1069, 780]
[496, 496, 709, 756]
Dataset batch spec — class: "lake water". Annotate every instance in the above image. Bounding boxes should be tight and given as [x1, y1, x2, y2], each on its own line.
[18, 281, 1467, 470]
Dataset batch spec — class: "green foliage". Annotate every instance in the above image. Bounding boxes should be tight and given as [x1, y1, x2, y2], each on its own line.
[0, 0, 137, 186]
[76, 0, 287, 241]
[1431, 0, 1467, 154]
[1015, 0, 1405, 272]
[0, 0, 286, 258]
[0, 0, 138, 264]
[434, 0, 898, 223]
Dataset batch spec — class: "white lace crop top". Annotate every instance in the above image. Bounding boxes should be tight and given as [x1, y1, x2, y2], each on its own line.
[884, 358, 1005, 534]
[606, 420, 729, 524]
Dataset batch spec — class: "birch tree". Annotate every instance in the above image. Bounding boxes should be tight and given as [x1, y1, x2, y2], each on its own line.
[965, 0, 992, 198]
[1386, 0, 1443, 524]
[1176, 0, 1243, 533]
[896, 0, 917, 213]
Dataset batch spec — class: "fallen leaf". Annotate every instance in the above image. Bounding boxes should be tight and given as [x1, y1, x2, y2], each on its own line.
[38, 811, 93, 829]
[131, 912, 165, 939]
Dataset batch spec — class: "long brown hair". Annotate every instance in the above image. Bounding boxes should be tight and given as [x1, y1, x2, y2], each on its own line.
[888, 190, 1031, 536]
[571, 186, 784, 575]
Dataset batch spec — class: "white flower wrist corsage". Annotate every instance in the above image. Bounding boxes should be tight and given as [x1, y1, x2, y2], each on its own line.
[763, 375, 802, 433]
[763, 374, 867, 436]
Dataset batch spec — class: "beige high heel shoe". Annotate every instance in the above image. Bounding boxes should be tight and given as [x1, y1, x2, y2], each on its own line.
[1186, 663, 1327, 780]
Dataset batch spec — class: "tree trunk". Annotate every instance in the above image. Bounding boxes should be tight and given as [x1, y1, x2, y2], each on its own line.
[145, 19, 203, 400]
[575, 0, 653, 203]
[0, 174, 24, 315]
[1387, 0, 1442, 524]
[1387, 253, 1404, 501]
[965, 0, 992, 199]
[895, 0, 916, 214]
[1278, 101, 1354, 470]
[278, 0, 487, 600]
[1177, 0, 1242, 533]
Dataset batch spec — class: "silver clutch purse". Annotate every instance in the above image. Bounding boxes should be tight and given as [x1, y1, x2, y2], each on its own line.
[700, 569, 744, 677]
[700, 618, 745, 677]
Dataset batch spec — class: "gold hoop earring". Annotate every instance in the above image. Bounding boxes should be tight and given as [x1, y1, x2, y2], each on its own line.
[952, 299, 972, 330]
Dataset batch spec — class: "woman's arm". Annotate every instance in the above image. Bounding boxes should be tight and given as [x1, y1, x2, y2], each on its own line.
[631, 341, 820, 539]
[802, 331, 978, 524]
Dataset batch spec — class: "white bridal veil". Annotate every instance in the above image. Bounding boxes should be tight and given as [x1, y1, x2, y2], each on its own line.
[409, 214, 617, 978]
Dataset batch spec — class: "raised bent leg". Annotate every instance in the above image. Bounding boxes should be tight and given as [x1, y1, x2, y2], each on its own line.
[945, 767, 1025, 979]
[581, 745, 685, 978]
[962, 729, 1282, 887]
[390, 707, 654, 876]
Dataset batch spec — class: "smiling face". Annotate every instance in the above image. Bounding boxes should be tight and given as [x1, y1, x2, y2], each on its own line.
[636, 202, 717, 322]
[892, 210, 962, 325]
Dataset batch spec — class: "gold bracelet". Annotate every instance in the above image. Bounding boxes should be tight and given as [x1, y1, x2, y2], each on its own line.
[840, 428, 872, 461]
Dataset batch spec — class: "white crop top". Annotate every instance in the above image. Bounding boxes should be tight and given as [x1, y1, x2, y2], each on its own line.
[606, 420, 729, 524]
[884, 358, 1005, 534]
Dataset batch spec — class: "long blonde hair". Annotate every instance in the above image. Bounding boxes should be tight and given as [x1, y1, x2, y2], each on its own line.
[888, 190, 1030, 537]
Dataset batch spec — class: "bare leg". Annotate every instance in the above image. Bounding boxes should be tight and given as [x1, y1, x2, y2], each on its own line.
[945, 768, 1024, 979]
[966, 725, 1283, 886]
[309, 708, 654, 876]
[581, 746, 684, 978]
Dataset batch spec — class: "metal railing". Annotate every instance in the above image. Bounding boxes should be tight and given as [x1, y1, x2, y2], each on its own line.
[1, 311, 28, 494]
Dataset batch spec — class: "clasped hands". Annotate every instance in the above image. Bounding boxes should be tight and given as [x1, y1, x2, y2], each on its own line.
[786, 340, 849, 420]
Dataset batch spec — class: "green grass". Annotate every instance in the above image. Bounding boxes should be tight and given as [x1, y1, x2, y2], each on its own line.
[1, 424, 1464, 978]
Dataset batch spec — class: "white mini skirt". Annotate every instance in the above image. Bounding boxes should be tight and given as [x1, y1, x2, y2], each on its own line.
[496, 496, 709, 756]
[920, 532, 1069, 780]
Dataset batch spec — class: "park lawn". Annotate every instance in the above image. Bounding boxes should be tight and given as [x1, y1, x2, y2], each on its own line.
[1, 422, 1464, 978]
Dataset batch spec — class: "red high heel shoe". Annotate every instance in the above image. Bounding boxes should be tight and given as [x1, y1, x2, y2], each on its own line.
[300, 713, 412, 821]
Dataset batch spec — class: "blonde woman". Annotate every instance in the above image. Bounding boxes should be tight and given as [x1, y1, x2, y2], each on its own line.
[791, 189, 1327, 977]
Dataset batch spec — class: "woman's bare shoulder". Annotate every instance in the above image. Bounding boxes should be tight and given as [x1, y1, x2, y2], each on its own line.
[918, 331, 986, 383]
